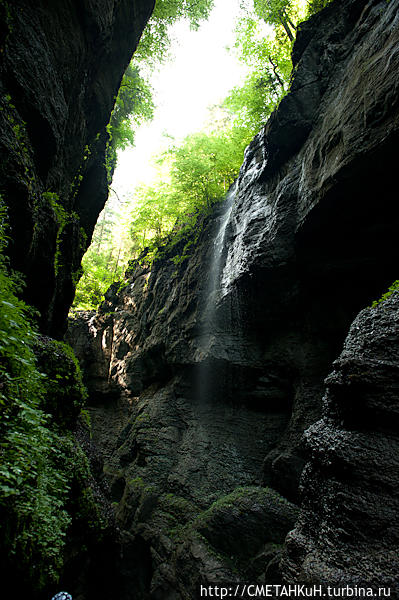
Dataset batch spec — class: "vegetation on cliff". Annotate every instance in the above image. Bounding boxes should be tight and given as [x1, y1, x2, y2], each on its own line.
[0, 200, 107, 593]
[107, 0, 215, 160]
[74, 0, 332, 310]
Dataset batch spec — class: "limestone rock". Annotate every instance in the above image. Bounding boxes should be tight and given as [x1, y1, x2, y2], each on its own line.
[0, 0, 154, 336]
[282, 292, 399, 592]
[67, 0, 399, 595]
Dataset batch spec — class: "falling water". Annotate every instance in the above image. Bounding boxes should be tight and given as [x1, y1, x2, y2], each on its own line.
[205, 186, 235, 314]
[196, 182, 236, 401]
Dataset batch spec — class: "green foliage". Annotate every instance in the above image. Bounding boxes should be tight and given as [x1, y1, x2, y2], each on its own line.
[226, 0, 329, 135]
[73, 199, 132, 310]
[0, 202, 69, 588]
[107, 0, 214, 158]
[253, 0, 299, 41]
[305, 0, 333, 17]
[67, 441, 108, 537]
[0, 199, 105, 592]
[372, 280, 399, 307]
[250, 0, 329, 41]
[77, 1, 216, 308]
[134, 0, 215, 68]
[42, 191, 67, 226]
[75, 113, 250, 309]
[107, 65, 155, 176]
[128, 124, 248, 266]
[34, 337, 87, 428]
[40, 191, 81, 279]
[225, 2, 297, 135]
[110, 65, 154, 151]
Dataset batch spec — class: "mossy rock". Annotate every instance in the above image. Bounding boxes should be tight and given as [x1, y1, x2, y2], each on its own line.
[34, 336, 87, 428]
[153, 492, 200, 535]
[191, 486, 298, 566]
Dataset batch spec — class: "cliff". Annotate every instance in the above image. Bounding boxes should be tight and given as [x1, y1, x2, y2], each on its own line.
[0, 1, 155, 597]
[0, 0, 154, 337]
[282, 291, 399, 593]
[67, 0, 399, 596]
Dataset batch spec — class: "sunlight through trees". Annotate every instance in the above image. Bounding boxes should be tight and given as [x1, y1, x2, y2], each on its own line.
[73, 0, 332, 310]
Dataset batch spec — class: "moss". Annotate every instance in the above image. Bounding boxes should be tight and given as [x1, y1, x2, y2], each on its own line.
[0, 202, 92, 592]
[158, 492, 199, 523]
[79, 408, 91, 434]
[0, 0, 13, 33]
[70, 142, 94, 197]
[185, 486, 296, 570]
[372, 280, 399, 307]
[43, 191, 67, 225]
[1, 93, 35, 187]
[34, 337, 87, 428]
[41, 192, 67, 276]
[67, 440, 108, 538]
[40, 192, 83, 280]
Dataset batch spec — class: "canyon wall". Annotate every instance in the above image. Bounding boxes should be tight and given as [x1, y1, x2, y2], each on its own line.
[68, 0, 399, 596]
[0, 0, 154, 337]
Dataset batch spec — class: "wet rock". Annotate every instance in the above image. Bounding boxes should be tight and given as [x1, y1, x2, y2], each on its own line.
[282, 292, 399, 592]
[67, 0, 399, 595]
[193, 487, 298, 570]
[0, 0, 154, 337]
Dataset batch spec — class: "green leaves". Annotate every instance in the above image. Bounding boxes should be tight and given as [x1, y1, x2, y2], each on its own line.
[134, 0, 215, 67]
[0, 199, 90, 590]
[108, 1, 215, 155]
[73, 199, 133, 309]
[0, 260, 71, 586]
[127, 123, 249, 262]
[372, 280, 399, 307]
[108, 65, 154, 153]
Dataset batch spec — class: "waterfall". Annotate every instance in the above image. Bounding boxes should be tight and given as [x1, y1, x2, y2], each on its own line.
[204, 185, 235, 322]
[195, 183, 236, 401]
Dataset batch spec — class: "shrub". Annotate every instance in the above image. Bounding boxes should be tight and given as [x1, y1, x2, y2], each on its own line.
[0, 198, 102, 593]
[34, 336, 87, 428]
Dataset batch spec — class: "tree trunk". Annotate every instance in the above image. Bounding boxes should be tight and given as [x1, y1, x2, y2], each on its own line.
[268, 56, 285, 89]
[278, 13, 295, 41]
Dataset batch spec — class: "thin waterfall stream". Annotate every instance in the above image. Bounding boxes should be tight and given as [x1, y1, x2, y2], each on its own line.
[196, 182, 236, 401]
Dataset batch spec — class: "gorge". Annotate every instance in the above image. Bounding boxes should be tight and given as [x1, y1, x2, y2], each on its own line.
[1, 0, 399, 598]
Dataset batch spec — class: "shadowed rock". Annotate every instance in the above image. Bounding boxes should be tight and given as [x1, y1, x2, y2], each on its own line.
[67, 0, 399, 595]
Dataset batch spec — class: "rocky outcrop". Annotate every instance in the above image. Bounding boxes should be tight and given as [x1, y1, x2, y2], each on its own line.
[283, 292, 399, 594]
[67, 0, 399, 596]
[68, 205, 297, 595]
[0, 0, 154, 337]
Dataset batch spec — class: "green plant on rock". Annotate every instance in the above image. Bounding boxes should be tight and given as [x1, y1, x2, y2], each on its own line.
[372, 280, 399, 307]
[66, 440, 108, 538]
[34, 337, 87, 428]
[0, 201, 70, 589]
[0, 198, 105, 593]
[40, 191, 82, 280]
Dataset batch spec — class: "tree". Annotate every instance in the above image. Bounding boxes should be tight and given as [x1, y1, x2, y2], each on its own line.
[74, 0, 216, 309]
[126, 118, 250, 263]
[107, 0, 215, 157]
[73, 199, 133, 309]
[253, 0, 297, 41]
[109, 65, 154, 151]
[224, 6, 293, 135]
[134, 0, 215, 68]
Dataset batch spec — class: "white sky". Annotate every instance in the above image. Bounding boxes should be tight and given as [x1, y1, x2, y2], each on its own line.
[111, 0, 248, 200]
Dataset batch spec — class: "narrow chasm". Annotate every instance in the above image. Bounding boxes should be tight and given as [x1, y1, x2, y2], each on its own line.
[1, 0, 399, 598]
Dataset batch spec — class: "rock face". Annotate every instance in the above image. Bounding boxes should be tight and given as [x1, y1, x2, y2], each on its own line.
[0, 0, 154, 337]
[67, 0, 399, 596]
[282, 292, 399, 593]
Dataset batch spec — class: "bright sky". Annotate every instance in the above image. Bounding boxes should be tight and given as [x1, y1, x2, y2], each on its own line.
[112, 0, 248, 200]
